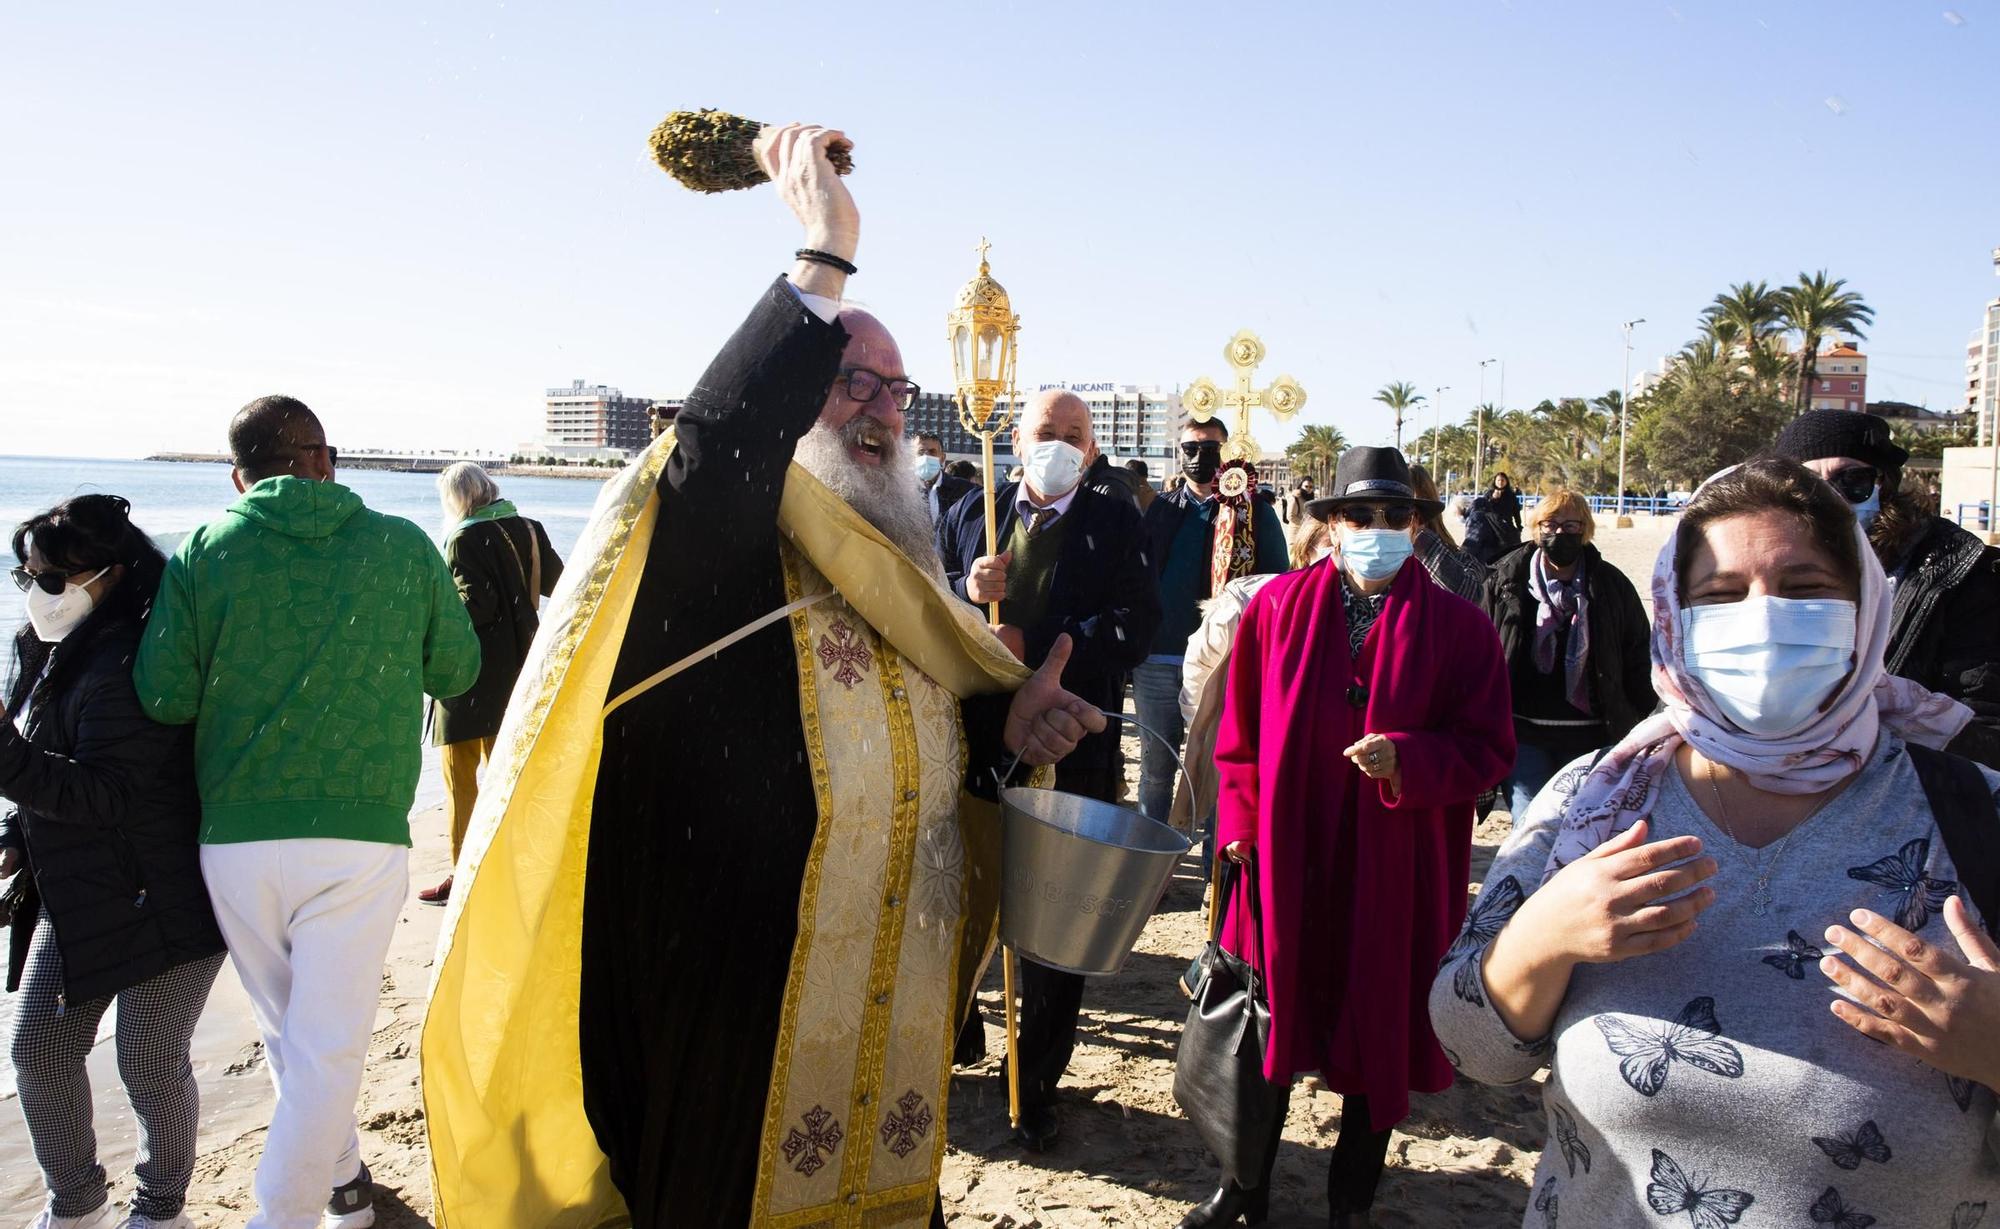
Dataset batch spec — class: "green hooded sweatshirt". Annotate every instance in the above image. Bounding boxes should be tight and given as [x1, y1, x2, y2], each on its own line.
[134, 476, 481, 846]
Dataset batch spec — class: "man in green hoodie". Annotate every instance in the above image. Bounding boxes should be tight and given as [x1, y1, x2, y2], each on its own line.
[134, 395, 479, 1229]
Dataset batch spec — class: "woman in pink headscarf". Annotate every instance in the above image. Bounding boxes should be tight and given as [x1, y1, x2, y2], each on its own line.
[1430, 457, 2000, 1227]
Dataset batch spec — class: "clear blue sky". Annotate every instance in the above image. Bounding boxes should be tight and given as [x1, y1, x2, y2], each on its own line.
[2, 1, 1995, 458]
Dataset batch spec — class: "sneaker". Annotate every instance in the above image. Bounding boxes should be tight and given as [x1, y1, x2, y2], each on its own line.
[324, 1165, 376, 1229]
[28, 1206, 112, 1229]
[116, 1214, 193, 1229]
[417, 876, 452, 906]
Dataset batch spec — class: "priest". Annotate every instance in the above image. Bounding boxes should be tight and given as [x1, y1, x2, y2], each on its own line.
[421, 124, 1104, 1229]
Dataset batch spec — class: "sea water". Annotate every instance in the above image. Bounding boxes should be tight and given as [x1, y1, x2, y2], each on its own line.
[0, 455, 606, 1098]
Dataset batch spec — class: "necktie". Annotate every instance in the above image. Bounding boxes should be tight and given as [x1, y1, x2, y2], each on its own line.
[1026, 507, 1056, 537]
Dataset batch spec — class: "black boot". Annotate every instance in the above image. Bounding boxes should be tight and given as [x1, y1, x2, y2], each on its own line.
[1174, 1182, 1269, 1228]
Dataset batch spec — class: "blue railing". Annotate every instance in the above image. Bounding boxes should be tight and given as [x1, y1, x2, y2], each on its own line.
[1505, 493, 1686, 516]
[1955, 502, 1995, 531]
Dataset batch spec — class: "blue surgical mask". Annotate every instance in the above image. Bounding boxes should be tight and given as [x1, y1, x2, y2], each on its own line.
[1339, 528, 1414, 582]
[1680, 596, 1857, 736]
[1850, 483, 1881, 531]
[913, 454, 943, 484]
[1022, 439, 1085, 500]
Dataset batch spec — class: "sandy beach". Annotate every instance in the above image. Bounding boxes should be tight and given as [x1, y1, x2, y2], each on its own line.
[0, 513, 1679, 1227]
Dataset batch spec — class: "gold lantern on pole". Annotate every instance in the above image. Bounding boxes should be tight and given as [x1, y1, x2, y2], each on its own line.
[946, 237, 1027, 1129]
[947, 237, 1022, 627]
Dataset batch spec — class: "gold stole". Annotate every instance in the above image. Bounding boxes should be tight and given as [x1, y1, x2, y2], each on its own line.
[750, 545, 966, 1227]
[421, 425, 1032, 1228]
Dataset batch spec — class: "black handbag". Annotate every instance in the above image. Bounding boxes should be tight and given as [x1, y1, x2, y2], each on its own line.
[1172, 858, 1284, 1186]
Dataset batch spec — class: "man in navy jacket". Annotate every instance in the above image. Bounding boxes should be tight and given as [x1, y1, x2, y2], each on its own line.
[935, 389, 1161, 1148]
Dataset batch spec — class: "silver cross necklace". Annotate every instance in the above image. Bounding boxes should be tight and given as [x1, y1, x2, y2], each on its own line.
[1701, 757, 1834, 918]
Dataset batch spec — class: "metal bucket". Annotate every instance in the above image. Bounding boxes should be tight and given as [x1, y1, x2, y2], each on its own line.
[999, 712, 1193, 976]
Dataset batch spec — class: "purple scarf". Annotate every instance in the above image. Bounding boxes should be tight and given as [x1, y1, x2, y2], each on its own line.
[1529, 548, 1591, 714]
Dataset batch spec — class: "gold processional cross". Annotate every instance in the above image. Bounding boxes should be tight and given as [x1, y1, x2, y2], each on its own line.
[1183, 330, 1308, 464]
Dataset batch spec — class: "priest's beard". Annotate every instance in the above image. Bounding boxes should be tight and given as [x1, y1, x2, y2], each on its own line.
[794, 416, 945, 582]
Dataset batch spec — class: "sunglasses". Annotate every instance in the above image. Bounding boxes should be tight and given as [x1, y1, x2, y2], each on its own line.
[1335, 503, 1416, 530]
[1824, 465, 1878, 504]
[297, 442, 339, 466]
[1180, 440, 1223, 458]
[10, 566, 93, 597]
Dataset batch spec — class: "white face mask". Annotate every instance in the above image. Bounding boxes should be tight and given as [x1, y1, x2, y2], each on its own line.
[1021, 439, 1085, 501]
[24, 567, 109, 643]
[1680, 596, 1857, 736]
[912, 454, 943, 484]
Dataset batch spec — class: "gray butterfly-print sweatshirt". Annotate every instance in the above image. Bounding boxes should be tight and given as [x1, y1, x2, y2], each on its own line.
[1430, 734, 2000, 1227]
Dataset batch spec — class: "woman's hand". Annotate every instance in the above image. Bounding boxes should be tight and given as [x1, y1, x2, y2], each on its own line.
[1343, 733, 1402, 796]
[1822, 897, 2000, 1090]
[1480, 820, 1718, 1042]
[1515, 820, 1718, 965]
[1221, 840, 1253, 864]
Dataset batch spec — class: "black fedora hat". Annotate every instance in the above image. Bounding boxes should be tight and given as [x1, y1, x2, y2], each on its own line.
[1305, 446, 1444, 521]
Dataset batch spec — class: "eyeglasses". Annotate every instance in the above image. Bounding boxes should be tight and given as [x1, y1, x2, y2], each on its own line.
[836, 368, 920, 412]
[1824, 465, 1878, 504]
[1180, 440, 1223, 458]
[296, 442, 339, 467]
[1335, 503, 1416, 530]
[9, 567, 84, 597]
[1539, 519, 1587, 535]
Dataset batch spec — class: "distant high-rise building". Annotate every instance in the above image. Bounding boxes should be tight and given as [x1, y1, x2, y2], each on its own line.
[1967, 247, 2000, 445]
[1808, 343, 1868, 414]
[544, 380, 653, 451]
[852, 381, 1188, 475]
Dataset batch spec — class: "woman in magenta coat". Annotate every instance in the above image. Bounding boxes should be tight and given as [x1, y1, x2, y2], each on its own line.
[1177, 448, 1515, 1229]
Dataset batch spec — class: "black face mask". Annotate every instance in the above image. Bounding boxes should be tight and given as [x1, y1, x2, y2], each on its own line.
[1541, 532, 1585, 568]
[1182, 442, 1222, 485]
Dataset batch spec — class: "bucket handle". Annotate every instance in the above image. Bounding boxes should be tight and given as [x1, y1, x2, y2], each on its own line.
[996, 708, 1195, 825]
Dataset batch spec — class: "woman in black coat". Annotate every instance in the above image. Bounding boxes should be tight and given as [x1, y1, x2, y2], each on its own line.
[1477, 489, 1653, 819]
[420, 463, 563, 905]
[1, 494, 226, 1228]
[1486, 471, 1525, 538]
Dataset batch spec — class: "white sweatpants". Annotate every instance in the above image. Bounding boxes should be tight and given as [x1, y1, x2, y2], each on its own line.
[201, 839, 407, 1229]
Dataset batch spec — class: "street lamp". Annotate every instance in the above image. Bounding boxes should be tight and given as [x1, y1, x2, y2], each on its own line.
[1477, 358, 1501, 489]
[1616, 319, 1645, 528]
[1430, 386, 1451, 475]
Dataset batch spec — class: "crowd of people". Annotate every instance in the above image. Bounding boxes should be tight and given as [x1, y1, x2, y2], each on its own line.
[4, 123, 1999, 1229]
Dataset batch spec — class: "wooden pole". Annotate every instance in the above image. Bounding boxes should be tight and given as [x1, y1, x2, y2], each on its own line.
[1003, 945, 1021, 1128]
[980, 429, 1001, 626]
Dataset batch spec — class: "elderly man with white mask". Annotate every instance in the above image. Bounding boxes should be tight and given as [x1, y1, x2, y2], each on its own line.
[937, 388, 1161, 1149]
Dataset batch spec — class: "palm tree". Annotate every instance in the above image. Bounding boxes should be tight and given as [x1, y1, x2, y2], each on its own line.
[1782, 271, 1876, 412]
[1703, 280, 1786, 367]
[1374, 381, 1425, 451]
[1284, 423, 1347, 488]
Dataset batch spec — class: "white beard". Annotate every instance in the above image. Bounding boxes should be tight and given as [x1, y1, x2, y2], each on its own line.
[793, 418, 946, 583]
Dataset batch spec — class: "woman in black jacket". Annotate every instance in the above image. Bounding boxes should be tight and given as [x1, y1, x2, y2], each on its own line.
[1477, 489, 1653, 819]
[420, 463, 563, 905]
[2, 494, 226, 1229]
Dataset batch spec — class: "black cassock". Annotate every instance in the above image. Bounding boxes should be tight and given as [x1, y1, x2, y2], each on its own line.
[581, 279, 1013, 1226]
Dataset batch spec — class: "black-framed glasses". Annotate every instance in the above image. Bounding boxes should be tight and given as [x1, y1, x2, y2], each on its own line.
[1335, 503, 1416, 530]
[10, 567, 82, 597]
[837, 368, 920, 412]
[1180, 440, 1223, 459]
[1824, 465, 1878, 504]
[297, 442, 339, 467]
[1539, 519, 1588, 536]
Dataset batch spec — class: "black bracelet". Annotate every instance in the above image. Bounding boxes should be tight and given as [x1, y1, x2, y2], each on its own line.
[795, 248, 858, 276]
